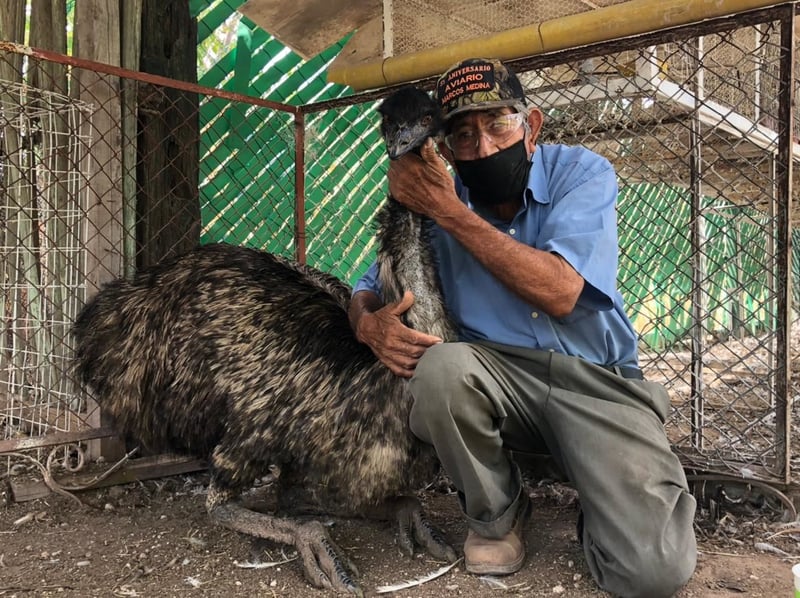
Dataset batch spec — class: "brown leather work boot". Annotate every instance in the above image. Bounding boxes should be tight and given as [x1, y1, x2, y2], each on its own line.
[464, 497, 530, 575]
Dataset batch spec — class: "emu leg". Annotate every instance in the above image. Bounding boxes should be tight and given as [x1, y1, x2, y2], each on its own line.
[207, 482, 362, 596]
[382, 496, 458, 563]
[278, 487, 457, 563]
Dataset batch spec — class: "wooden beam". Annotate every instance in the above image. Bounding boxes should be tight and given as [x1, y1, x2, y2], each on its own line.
[326, 14, 383, 70]
[8, 454, 208, 503]
[0, 426, 117, 454]
[239, 0, 381, 59]
[121, 0, 143, 278]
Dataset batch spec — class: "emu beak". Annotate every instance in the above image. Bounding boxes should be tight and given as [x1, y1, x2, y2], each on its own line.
[386, 123, 432, 160]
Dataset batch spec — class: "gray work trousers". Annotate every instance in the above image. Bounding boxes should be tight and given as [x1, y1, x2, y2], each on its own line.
[408, 341, 697, 598]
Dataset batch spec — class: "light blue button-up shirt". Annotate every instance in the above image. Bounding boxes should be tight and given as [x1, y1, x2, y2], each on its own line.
[353, 143, 639, 368]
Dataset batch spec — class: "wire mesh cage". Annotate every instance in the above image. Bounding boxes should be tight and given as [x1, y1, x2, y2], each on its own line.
[1, 7, 799, 490]
[509, 16, 797, 481]
[198, 92, 297, 256]
[1, 79, 93, 443]
[388, 0, 631, 56]
[0, 50, 302, 474]
[310, 10, 800, 483]
[302, 101, 388, 281]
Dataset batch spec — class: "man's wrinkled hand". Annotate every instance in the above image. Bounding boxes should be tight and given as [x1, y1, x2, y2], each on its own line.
[387, 138, 459, 220]
[356, 291, 443, 378]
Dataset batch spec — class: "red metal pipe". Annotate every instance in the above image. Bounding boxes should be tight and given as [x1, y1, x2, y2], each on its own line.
[0, 41, 299, 115]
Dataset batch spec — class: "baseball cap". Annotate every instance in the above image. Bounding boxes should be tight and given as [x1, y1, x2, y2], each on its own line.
[435, 58, 528, 121]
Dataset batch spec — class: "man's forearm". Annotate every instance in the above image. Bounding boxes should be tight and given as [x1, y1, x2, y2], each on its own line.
[435, 206, 583, 318]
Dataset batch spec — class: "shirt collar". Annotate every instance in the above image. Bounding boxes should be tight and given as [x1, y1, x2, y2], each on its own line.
[528, 145, 551, 206]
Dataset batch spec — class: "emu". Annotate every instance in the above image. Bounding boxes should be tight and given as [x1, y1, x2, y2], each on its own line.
[72, 87, 456, 594]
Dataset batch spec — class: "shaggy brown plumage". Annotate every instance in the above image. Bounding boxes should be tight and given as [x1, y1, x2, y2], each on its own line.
[72, 87, 456, 595]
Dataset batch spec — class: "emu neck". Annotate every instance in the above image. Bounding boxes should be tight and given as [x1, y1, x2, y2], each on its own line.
[376, 197, 456, 342]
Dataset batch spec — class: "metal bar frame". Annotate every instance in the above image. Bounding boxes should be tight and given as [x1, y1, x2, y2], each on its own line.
[774, 2, 795, 484]
[1, 4, 797, 486]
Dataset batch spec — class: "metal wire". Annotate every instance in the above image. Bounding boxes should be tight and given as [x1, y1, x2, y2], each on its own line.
[1, 6, 799, 485]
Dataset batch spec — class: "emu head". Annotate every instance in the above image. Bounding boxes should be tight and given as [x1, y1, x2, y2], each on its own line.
[378, 87, 443, 160]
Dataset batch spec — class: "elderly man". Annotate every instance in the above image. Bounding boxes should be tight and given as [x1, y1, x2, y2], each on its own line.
[348, 58, 696, 598]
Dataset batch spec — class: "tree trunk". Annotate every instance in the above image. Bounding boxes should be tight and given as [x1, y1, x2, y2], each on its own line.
[0, 1, 25, 81]
[137, 0, 200, 269]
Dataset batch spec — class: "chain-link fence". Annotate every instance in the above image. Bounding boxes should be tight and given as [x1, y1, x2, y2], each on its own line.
[388, 0, 632, 56]
[0, 44, 302, 470]
[511, 13, 798, 483]
[1, 6, 799, 488]
[1, 79, 92, 447]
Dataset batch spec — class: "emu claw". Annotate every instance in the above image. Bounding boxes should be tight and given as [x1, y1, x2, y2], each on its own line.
[396, 498, 458, 563]
[207, 495, 362, 593]
[295, 520, 362, 595]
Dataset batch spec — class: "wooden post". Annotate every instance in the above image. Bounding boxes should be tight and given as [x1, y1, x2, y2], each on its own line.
[29, 0, 72, 422]
[73, 0, 126, 461]
[121, 0, 143, 278]
[137, 0, 200, 270]
[0, 1, 26, 406]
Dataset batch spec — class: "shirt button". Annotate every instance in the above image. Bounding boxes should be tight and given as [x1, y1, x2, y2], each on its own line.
[509, 228, 516, 235]
[531, 311, 539, 319]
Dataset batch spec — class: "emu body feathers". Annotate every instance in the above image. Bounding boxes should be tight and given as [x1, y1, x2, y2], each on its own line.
[72, 87, 455, 594]
[73, 246, 431, 506]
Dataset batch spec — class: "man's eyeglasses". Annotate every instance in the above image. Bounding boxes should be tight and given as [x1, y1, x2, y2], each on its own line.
[444, 113, 526, 155]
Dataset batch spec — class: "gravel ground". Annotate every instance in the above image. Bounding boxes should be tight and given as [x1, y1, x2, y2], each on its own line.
[0, 470, 796, 597]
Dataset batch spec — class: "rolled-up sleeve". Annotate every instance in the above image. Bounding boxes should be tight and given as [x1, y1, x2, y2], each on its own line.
[352, 261, 382, 297]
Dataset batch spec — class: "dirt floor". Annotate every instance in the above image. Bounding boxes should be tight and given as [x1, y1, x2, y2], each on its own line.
[0, 470, 797, 598]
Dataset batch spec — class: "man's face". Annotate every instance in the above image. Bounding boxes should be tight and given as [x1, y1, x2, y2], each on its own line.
[444, 108, 527, 161]
[439, 106, 545, 166]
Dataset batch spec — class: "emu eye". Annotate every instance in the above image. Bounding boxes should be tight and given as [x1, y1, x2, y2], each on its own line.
[420, 115, 432, 126]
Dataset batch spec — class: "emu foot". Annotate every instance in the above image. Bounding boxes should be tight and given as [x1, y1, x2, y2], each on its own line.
[209, 500, 362, 595]
[291, 519, 361, 594]
[392, 496, 458, 563]
[274, 485, 456, 563]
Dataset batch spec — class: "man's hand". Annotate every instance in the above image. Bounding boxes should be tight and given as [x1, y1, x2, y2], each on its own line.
[387, 138, 462, 220]
[353, 291, 443, 378]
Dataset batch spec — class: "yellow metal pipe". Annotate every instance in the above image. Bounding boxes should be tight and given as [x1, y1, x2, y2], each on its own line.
[327, 0, 784, 90]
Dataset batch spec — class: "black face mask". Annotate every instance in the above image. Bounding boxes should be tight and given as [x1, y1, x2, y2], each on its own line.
[455, 139, 532, 209]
